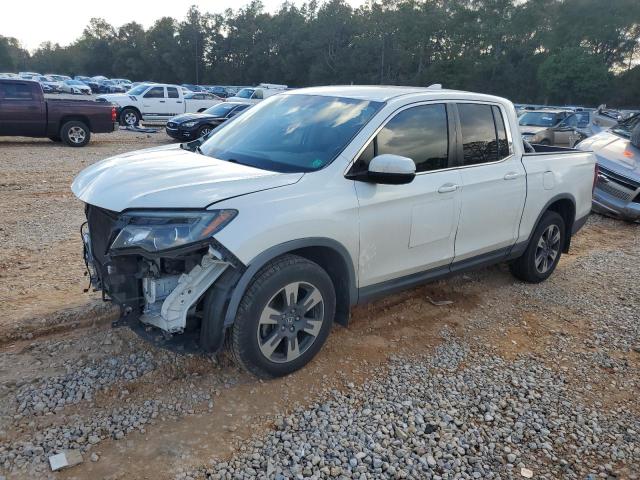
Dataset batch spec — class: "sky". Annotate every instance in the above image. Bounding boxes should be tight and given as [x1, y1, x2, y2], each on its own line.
[2, 0, 363, 52]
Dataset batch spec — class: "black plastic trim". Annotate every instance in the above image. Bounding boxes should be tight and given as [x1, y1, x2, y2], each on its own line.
[222, 238, 358, 326]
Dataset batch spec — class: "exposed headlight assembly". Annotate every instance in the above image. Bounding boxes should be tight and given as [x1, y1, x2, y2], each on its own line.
[183, 121, 197, 128]
[110, 210, 237, 253]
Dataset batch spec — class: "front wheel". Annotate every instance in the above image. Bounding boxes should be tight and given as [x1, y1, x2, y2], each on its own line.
[197, 125, 213, 138]
[120, 108, 140, 127]
[510, 211, 565, 283]
[230, 255, 336, 378]
[61, 121, 90, 147]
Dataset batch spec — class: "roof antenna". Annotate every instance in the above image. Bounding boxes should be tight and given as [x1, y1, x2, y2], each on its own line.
[427, 84, 442, 89]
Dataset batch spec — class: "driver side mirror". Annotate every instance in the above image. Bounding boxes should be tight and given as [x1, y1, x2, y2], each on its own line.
[356, 154, 416, 185]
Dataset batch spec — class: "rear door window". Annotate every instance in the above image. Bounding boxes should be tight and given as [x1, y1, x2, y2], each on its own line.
[458, 103, 509, 165]
[166, 87, 179, 98]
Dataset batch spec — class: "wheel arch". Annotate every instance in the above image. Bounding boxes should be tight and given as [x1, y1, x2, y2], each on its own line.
[59, 115, 91, 132]
[527, 194, 576, 254]
[223, 238, 357, 328]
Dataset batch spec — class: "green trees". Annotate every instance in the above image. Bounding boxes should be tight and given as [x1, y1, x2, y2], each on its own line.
[0, 0, 638, 106]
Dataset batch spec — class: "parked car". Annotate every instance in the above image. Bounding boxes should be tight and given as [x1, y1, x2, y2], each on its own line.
[97, 83, 223, 126]
[182, 84, 206, 92]
[203, 86, 229, 98]
[576, 114, 640, 222]
[112, 78, 132, 90]
[33, 75, 62, 93]
[95, 80, 126, 94]
[165, 102, 251, 140]
[46, 74, 71, 83]
[60, 79, 92, 95]
[0, 78, 117, 146]
[74, 75, 92, 83]
[72, 85, 595, 377]
[518, 109, 578, 146]
[0, 73, 19, 78]
[226, 83, 288, 104]
[18, 72, 41, 79]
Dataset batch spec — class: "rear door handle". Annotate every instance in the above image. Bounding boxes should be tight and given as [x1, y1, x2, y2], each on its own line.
[504, 172, 520, 180]
[159, 100, 165, 103]
[437, 183, 459, 193]
[176, 101, 183, 104]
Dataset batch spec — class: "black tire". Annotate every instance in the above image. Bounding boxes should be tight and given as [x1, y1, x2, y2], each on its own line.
[120, 107, 140, 127]
[510, 211, 565, 283]
[60, 121, 90, 147]
[230, 254, 336, 378]
[197, 125, 214, 138]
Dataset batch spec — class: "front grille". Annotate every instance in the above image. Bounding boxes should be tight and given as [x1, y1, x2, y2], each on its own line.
[85, 204, 120, 267]
[596, 167, 640, 202]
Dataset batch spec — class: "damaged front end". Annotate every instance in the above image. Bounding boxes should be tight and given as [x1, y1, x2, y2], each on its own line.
[81, 204, 242, 342]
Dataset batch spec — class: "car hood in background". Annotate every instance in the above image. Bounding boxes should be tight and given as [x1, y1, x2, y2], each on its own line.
[519, 125, 548, 135]
[169, 113, 222, 124]
[71, 145, 304, 211]
[95, 93, 133, 104]
[576, 131, 640, 178]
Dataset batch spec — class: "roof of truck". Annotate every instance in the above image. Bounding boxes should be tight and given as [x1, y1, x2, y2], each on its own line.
[287, 85, 509, 104]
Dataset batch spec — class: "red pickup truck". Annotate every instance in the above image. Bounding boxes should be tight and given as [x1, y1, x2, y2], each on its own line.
[0, 79, 117, 147]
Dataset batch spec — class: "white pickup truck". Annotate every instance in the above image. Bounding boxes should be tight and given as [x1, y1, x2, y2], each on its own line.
[72, 86, 595, 378]
[96, 83, 222, 126]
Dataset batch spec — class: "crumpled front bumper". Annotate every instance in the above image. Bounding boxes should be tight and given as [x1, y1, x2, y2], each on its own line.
[81, 204, 243, 334]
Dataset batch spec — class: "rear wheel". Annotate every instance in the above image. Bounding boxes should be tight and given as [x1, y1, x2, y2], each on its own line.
[230, 255, 335, 378]
[61, 121, 90, 147]
[510, 211, 565, 283]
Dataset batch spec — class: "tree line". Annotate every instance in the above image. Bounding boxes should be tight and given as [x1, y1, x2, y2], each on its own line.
[1, 0, 639, 107]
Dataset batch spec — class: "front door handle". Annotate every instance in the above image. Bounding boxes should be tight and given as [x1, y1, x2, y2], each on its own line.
[504, 172, 520, 180]
[159, 100, 166, 103]
[437, 183, 459, 193]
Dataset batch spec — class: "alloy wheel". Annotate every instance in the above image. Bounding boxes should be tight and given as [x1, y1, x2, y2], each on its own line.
[67, 126, 86, 144]
[124, 112, 138, 126]
[256, 281, 324, 363]
[534, 224, 561, 274]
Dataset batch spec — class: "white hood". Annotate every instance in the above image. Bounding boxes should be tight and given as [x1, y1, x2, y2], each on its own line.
[71, 144, 303, 212]
[96, 93, 132, 105]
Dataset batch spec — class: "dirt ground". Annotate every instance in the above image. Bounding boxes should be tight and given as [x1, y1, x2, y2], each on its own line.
[0, 133, 638, 479]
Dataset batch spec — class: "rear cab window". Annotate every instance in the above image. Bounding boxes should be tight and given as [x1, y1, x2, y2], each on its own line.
[457, 103, 511, 166]
[0, 82, 35, 100]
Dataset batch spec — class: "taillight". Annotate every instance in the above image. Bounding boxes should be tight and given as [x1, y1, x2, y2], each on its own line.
[111, 106, 117, 123]
[593, 163, 599, 193]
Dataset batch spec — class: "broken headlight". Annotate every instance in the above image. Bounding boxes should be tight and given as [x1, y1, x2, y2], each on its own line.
[110, 210, 237, 253]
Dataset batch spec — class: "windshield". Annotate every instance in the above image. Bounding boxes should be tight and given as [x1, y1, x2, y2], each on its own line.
[519, 112, 560, 127]
[66, 80, 83, 85]
[235, 88, 255, 99]
[204, 103, 237, 116]
[199, 94, 383, 173]
[611, 114, 640, 139]
[128, 85, 149, 96]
